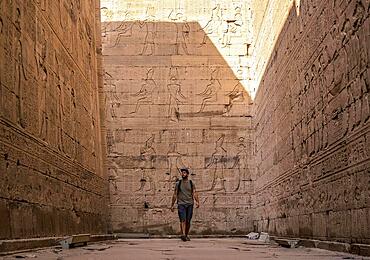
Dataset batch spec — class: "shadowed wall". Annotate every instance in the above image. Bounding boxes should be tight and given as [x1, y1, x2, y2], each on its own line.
[0, 0, 109, 239]
[253, 0, 370, 244]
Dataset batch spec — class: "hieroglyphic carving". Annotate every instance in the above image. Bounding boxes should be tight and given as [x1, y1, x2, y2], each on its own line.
[204, 134, 227, 192]
[224, 82, 245, 113]
[55, 52, 65, 152]
[221, 5, 243, 48]
[36, 27, 48, 141]
[141, 20, 156, 56]
[231, 137, 250, 193]
[14, 7, 27, 128]
[165, 142, 187, 190]
[167, 67, 186, 122]
[131, 68, 158, 114]
[113, 20, 147, 47]
[67, 70, 77, 159]
[136, 134, 156, 193]
[197, 68, 221, 113]
[199, 3, 222, 46]
[104, 72, 119, 119]
[169, 10, 190, 55]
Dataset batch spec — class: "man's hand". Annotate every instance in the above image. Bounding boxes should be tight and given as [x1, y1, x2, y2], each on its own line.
[195, 201, 200, 208]
[170, 205, 175, 212]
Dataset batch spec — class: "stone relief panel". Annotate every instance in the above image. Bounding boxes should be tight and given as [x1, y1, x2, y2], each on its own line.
[0, 0, 108, 239]
[253, 0, 370, 243]
[101, 0, 255, 233]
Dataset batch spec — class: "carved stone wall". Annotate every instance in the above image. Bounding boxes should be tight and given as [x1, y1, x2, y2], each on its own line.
[0, 0, 109, 239]
[101, 0, 255, 234]
[253, 0, 370, 243]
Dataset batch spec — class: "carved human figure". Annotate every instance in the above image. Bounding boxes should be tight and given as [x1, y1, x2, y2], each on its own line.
[169, 11, 190, 55]
[197, 68, 221, 113]
[136, 135, 156, 192]
[231, 137, 250, 192]
[167, 75, 186, 122]
[114, 20, 146, 47]
[14, 8, 27, 128]
[198, 3, 223, 46]
[221, 6, 243, 48]
[206, 134, 227, 192]
[108, 163, 120, 203]
[166, 142, 186, 190]
[141, 17, 156, 55]
[131, 68, 158, 114]
[54, 52, 65, 152]
[36, 28, 48, 141]
[224, 82, 245, 113]
[104, 72, 119, 119]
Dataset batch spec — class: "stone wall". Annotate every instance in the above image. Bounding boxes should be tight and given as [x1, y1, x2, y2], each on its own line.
[0, 0, 109, 239]
[253, 0, 370, 244]
[101, 0, 255, 235]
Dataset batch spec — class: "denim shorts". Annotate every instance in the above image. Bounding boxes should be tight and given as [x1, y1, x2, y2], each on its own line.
[178, 204, 193, 223]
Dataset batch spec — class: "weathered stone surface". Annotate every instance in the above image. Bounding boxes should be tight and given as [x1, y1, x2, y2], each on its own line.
[101, 0, 254, 235]
[0, 0, 109, 239]
[253, 0, 370, 245]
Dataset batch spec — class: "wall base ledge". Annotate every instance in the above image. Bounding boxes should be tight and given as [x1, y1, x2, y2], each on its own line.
[0, 234, 116, 255]
[270, 236, 370, 256]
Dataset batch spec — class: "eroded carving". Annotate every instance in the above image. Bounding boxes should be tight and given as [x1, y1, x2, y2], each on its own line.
[131, 68, 158, 114]
[14, 7, 27, 128]
[167, 68, 186, 122]
[136, 134, 156, 193]
[205, 134, 227, 192]
[197, 68, 221, 113]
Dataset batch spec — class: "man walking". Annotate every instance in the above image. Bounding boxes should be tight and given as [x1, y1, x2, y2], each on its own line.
[170, 168, 200, 241]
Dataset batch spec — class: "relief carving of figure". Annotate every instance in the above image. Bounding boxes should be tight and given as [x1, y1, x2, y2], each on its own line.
[198, 3, 223, 47]
[14, 8, 27, 128]
[169, 11, 190, 55]
[36, 27, 49, 141]
[205, 134, 227, 192]
[224, 82, 245, 113]
[54, 53, 65, 152]
[131, 68, 158, 114]
[167, 72, 186, 122]
[104, 72, 119, 119]
[166, 142, 187, 191]
[231, 137, 250, 192]
[114, 19, 146, 47]
[136, 134, 156, 193]
[197, 68, 221, 113]
[221, 6, 243, 48]
[140, 17, 156, 55]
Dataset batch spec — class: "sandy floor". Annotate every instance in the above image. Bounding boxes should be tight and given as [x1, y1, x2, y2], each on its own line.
[2, 238, 369, 260]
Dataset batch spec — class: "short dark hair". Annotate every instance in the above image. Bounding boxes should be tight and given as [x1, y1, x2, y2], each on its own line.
[180, 168, 189, 174]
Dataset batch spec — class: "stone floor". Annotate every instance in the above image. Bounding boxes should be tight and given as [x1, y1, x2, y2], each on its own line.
[2, 238, 369, 260]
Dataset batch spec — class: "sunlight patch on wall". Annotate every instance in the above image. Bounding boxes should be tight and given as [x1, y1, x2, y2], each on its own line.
[100, 0, 255, 99]
[251, 0, 297, 95]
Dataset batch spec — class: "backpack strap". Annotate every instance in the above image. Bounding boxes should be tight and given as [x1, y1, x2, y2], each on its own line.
[176, 180, 182, 195]
[177, 179, 193, 194]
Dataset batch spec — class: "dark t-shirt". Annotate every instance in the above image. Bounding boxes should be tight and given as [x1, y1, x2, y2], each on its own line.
[176, 179, 195, 205]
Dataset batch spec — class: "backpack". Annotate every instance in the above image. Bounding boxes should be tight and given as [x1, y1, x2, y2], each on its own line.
[177, 179, 193, 195]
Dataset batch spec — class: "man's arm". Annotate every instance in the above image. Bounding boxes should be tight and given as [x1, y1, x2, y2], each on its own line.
[170, 186, 177, 212]
[193, 188, 200, 208]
